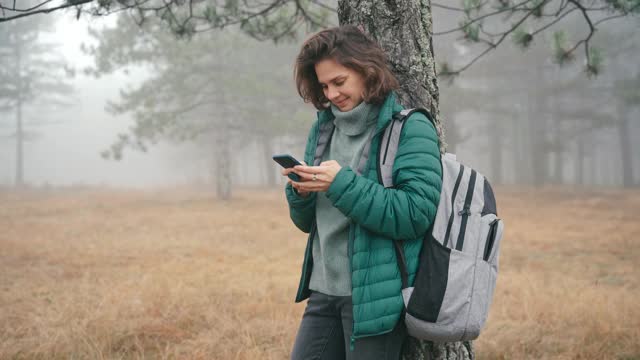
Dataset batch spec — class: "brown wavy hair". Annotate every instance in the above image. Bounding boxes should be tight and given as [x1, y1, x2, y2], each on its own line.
[294, 25, 400, 110]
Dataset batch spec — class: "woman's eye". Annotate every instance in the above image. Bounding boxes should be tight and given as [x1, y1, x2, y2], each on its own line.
[335, 82, 344, 86]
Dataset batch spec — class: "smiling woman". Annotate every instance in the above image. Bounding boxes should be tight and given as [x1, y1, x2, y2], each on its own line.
[314, 57, 365, 112]
[281, 25, 443, 360]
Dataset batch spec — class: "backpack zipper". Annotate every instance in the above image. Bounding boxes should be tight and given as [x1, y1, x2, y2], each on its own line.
[455, 170, 477, 251]
[443, 164, 465, 248]
[483, 219, 499, 261]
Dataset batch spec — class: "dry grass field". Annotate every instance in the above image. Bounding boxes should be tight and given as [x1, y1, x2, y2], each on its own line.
[0, 186, 639, 360]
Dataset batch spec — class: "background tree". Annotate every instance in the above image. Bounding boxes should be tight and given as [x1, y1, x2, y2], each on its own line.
[0, 12, 75, 188]
[86, 16, 310, 199]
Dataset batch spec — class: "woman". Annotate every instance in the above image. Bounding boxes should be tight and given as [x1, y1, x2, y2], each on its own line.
[282, 25, 442, 360]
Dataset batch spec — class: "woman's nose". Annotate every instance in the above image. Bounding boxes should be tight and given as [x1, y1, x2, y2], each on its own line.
[326, 86, 339, 100]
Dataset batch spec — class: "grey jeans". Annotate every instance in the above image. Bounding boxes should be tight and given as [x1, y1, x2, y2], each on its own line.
[291, 291, 407, 360]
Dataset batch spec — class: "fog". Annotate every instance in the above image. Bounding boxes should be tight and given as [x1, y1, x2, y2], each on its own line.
[1, 6, 638, 190]
[0, 15, 205, 187]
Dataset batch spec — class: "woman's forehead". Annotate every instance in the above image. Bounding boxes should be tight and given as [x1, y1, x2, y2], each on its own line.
[315, 58, 350, 83]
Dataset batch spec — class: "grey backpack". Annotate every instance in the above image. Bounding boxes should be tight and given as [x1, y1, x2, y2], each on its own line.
[381, 108, 504, 342]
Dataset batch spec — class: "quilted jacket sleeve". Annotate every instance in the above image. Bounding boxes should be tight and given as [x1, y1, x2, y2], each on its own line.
[284, 122, 318, 233]
[324, 113, 442, 240]
[285, 183, 316, 233]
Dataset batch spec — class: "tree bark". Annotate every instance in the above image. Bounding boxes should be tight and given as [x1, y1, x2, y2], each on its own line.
[338, 0, 472, 358]
[338, 0, 444, 152]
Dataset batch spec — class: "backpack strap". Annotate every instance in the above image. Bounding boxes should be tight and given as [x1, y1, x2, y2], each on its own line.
[384, 108, 435, 291]
[354, 128, 377, 176]
[379, 108, 435, 188]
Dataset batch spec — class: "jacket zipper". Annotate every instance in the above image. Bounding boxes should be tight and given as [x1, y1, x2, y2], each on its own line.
[443, 164, 464, 248]
[348, 224, 356, 351]
[351, 113, 402, 351]
[455, 169, 477, 251]
[296, 222, 316, 300]
[483, 219, 499, 261]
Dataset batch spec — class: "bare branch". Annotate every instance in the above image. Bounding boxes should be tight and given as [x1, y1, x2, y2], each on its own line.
[0, 0, 93, 22]
[531, 6, 577, 36]
[432, 1, 489, 13]
[434, 0, 536, 36]
[443, 0, 548, 77]
[593, 2, 640, 26]
[0, 0, 54, 13]
[309, 0, 336, 14]
[565, 0, 595, 65]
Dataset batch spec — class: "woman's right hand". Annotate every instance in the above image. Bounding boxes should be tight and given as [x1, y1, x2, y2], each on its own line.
[282, 161, 310, 198]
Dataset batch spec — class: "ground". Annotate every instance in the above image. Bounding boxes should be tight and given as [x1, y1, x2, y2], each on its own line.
[0, 186, 638, 359]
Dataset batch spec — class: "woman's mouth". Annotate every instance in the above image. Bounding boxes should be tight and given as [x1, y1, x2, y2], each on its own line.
[335, 98, 348, 107]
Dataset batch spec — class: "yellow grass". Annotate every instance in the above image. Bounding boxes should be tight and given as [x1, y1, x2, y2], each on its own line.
[0, 187, 639, 359]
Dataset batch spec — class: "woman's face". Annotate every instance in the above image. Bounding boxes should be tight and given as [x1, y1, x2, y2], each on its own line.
[315, 57, 366, 112]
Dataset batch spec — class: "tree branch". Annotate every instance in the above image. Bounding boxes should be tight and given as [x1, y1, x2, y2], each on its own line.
[442, 0, 548, 77]
[432, 1, 489, 13]
[0, 0, 54, 13]
[434, 0, 535, 36]
[0, 0, 93, 22]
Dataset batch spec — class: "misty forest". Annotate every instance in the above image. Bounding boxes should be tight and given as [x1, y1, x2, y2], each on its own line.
[1, 0, 638, 196]
[0, 0, 639, 359]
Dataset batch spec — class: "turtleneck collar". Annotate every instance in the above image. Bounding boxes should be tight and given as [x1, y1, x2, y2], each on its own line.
[330, 101, 380, 136]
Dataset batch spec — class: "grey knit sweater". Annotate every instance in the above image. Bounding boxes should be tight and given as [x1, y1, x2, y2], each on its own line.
[309, 101, 380, 296]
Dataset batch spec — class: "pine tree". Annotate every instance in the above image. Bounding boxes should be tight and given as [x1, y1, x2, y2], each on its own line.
[86, 16, 308, 199]
[0, 13, 74, 187]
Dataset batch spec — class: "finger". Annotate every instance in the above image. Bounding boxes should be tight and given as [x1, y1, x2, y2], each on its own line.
[319, 160, 337, 166]
[295, 181, 327, 192]
[283, 167, 302, 177]
[294, 165, 328, 174]
[295, 171, 320, 182]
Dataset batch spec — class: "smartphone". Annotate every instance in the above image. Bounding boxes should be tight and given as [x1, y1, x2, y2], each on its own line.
[272, 154, 302, 181]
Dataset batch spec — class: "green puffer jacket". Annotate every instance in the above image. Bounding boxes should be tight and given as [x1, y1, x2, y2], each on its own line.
[285, 91, 442, 345]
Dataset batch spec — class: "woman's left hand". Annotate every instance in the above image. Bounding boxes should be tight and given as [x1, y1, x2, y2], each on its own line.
[291, 160, 342, 193]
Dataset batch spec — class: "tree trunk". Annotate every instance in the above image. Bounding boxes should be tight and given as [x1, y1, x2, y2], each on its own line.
[338, 0, 472, 358]
[575, 133, 585, 186]
[512, 106, 525, 185]
[215, 133, 232, 200]
[617, 105, 634, 187]
[490, 117, 503, 185]
[15, 43, 24, 188]
[551, 107, 563, 185]
[262, 133, 277, 187]
[529, 90, 547, 187]
[338, 0, 444, 151]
